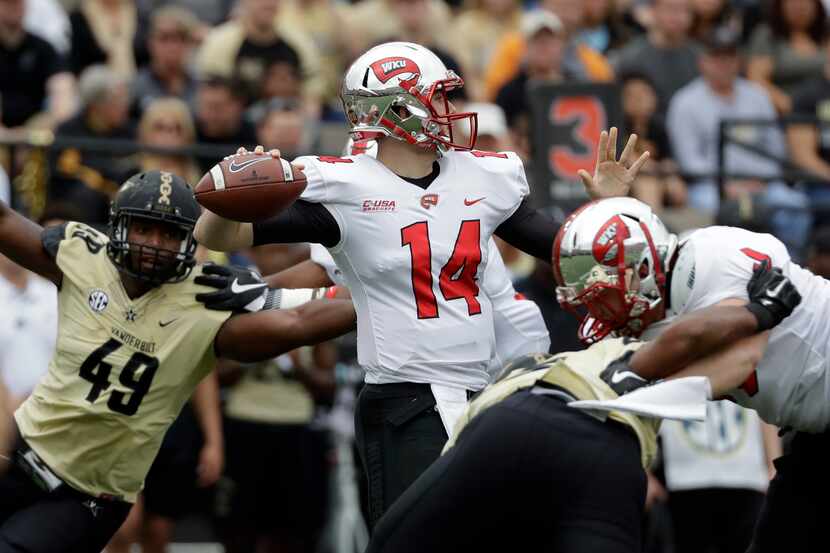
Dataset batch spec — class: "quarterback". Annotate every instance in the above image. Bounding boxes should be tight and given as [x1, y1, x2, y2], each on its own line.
[366, 265, 800, 553]
[0, 171, 355, 552]
[195, 41, 648, 524]
[555, 184, 830, 549]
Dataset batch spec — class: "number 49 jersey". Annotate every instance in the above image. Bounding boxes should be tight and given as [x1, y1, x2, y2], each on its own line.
[15, 222, 231, 502]
[297, 150, 529, 390]
[642, 226, 830, 432]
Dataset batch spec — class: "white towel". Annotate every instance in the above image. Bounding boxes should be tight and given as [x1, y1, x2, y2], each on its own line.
[568, 376, 711, 421]
[430, 383, 470, 439]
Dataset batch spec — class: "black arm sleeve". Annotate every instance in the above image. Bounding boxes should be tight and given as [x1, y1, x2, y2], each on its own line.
[494, 199, 559, 263]
[41, 222, 68, 259]
[252, 200, 341, 248]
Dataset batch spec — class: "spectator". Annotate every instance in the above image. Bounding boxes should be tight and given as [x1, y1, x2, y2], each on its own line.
[0, 167, 9, 206]
[620, 71, 689, 214]
[688, 0, 742, 43]
[136, 0, 232, 28]
[0, 0, 75, 129]
[667, 26, 810, 253]
[464, 102, 512, 153]
[132, 97, 201, 183]
[347, 0, 452, 53]
[613, 0, 700, 113]
[130, 5, 199, 117]
[806, 225, 830, 277]
[24, 0, 70, 55]
[577, 0, 638, 54]
[787, 32, 830, 212]
[484, 0, 614, 100]
[278, 0, 359, 113]
[69, 0, 140, 76]
[50, 65, 134, 225]
[0, 253, 56, 412]
[660, 403, 779, 553]
[446, 0, 524, 101]
[196, 0, 324, 113]
[193, 76, 258, 173]
[254, 98, 316, 156]
[495, 11, 570, 144]
[747, 0, 827, 114]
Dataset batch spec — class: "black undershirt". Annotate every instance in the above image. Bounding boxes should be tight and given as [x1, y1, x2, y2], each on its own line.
[252, 162, 557, 262]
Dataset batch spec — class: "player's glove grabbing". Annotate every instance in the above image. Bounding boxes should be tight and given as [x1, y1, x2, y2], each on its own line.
[599, 350, 650, 396]
[195, 263, 275, 312]
[745, 260, 801, 331]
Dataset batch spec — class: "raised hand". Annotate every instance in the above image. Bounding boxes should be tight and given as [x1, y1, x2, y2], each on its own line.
[579, 127, 650, 199]
[745, 260, 801, 331]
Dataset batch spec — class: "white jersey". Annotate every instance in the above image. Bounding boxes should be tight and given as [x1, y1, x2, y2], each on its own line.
[643, 226, 830, 432]
[297, 150, 529, 390]
[308, 240, 550, 381]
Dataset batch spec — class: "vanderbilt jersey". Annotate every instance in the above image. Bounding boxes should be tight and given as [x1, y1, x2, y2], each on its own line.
[644, 226, 830, 432]
[309, 240, 549, 381]
[297, 150, 529, 391]
[445, 338, 660, 468]
[15, 222, 231, 501]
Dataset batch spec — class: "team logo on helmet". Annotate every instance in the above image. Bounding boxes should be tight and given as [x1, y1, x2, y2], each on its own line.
[369, 57, 421, 84]
[592, 215, 630, 266]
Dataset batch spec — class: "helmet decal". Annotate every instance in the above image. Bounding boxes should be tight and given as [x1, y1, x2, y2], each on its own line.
[369, 57, 421, 84]
[592, 215, 630, 267]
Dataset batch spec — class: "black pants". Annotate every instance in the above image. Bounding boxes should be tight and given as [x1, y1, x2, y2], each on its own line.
[367, 389, 647, 553]
[669, 488, 764, 553]
[0, 449, 131, 552]
[747, 429, 830, 553]
[354, 382, 449, 528]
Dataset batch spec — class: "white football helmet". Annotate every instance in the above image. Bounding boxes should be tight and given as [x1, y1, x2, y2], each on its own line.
[553, 198, 679, 343]
[340, 41, 477, 153]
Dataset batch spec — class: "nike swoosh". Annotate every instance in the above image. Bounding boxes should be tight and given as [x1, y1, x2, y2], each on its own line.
[610, 370, 646, 385]
[158, 318, 178, 327]
[228, 157, 270, 173]
[230, 279, 268, 294]
[766, 280, 786, 298]
[464, 197, 486, 206]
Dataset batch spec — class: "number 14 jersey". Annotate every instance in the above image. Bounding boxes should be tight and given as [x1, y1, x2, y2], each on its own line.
[15, 222, 230, 501]
[297, 151, 529, 391]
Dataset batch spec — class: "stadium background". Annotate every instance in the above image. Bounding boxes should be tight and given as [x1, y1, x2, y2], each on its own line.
[1, 0, 829, 551]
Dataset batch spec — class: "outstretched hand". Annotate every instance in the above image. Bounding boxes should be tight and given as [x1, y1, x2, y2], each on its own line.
[579, 127, 650, 199]
[195, 263, 270, 312]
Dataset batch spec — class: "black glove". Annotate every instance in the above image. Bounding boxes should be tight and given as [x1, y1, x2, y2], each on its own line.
[599, 351, 649, 396]
[195, 263, 273, 312]
[745, 260, 801, 331]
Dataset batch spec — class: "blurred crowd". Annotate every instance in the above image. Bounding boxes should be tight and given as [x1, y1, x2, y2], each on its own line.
[3, 0, 830, 551]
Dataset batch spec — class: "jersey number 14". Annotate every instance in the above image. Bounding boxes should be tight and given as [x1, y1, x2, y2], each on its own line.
[401, 220, 482, 319]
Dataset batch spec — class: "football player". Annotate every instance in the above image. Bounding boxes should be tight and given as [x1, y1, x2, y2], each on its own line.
[366, 265, 800, 553]
[0, 170, 356, 552]
[194, 41, 648, 524]
[555, 158, 827, 550]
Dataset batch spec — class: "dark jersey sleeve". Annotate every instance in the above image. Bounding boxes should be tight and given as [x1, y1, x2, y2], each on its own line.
[252, 200, 341, 248]
[494, 199, 559, 263]
[41, 222, 69, 259]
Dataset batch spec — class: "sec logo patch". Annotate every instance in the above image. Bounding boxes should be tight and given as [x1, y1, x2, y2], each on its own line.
[88, 289, 109, 313]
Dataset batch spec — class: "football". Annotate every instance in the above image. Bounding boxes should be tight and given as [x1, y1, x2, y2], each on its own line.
[194, 153, 307, 222]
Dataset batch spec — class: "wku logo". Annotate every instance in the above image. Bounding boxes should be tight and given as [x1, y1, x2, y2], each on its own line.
[592, 215, 630, 266]
[370, 57, 421, 84]
[420, 194, 439, 209]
